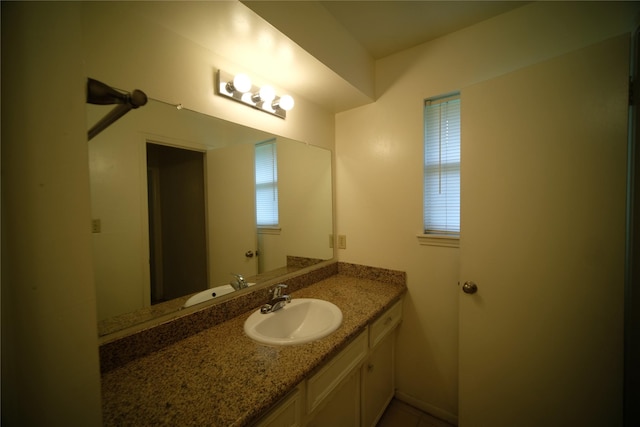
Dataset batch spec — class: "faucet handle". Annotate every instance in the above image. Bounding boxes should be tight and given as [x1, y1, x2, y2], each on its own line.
[230, 273, 247, 290]
[232, 273, 247, 283]
[271, 283, 287, 298]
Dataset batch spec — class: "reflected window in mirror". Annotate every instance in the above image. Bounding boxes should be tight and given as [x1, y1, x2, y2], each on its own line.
[255, 139, 279, 228]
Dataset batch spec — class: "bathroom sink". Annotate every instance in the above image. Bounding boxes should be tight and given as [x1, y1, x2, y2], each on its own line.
[244, 298, 343, 346]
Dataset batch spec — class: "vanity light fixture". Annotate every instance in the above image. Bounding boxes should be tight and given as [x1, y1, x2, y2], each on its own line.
[215, 70, 294, 119]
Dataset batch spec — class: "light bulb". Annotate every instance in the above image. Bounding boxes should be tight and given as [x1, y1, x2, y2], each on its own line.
[277, 95, 295, 111]
[258, 85, 276, 103]
[232, 73, 252, 93]
[241, 92, 254, 104]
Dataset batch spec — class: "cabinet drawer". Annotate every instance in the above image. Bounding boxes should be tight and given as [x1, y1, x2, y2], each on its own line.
[369, 300, 402, 348]
[307, 330, 368, 413]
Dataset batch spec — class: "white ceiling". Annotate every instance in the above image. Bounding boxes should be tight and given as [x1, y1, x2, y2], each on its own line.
[241, 1, 528, 109]
[317, 1, 528, 59]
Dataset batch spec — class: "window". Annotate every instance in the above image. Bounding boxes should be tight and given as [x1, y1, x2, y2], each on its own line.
[255, 139, 279, 227]
[423, 93, 460, 241]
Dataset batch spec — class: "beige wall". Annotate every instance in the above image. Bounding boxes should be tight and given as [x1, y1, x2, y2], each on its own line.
[335, 1, 639, 421]
[1, 2, 103, 425]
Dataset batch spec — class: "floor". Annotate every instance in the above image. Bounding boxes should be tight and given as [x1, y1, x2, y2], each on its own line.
[377, 398, 455, 427]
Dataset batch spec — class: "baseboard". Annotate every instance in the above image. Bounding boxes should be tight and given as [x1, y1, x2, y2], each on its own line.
[394, 391, 459, 426]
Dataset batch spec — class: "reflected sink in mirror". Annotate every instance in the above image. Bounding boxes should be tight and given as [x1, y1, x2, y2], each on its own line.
[244, 298, 342, 345]
[183, 283, 256, 308]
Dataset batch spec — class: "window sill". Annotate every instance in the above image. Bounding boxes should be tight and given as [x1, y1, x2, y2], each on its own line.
[416, 233, 459, 248]
[258, 227, 281, 235]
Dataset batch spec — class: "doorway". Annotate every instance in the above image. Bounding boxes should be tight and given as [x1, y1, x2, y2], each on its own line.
[146, 143, 208, 304]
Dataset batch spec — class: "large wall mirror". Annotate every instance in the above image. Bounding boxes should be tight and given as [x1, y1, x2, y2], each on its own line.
[87, 98, 333, 337]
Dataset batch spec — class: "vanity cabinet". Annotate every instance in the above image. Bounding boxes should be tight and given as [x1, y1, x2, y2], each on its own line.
[256, 300, 403, 427]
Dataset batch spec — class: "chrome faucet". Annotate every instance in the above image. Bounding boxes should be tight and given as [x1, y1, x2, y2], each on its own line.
[230, 273, 248, 291]
[261, 284, 291, 314]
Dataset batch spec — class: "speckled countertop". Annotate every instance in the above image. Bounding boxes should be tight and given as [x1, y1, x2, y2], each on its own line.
[101, 271, 406, 426]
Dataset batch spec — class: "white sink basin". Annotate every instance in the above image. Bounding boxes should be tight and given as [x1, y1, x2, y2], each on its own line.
[244, 298, 343, 346]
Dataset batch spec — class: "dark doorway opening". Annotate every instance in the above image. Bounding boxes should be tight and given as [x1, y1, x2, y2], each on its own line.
[147, 143, 207, 304]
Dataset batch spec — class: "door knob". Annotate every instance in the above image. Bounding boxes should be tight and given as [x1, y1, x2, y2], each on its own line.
[462, 281, 478, 294]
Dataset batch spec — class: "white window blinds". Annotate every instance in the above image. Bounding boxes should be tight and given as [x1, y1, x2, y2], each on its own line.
[255, 140, 279, 227]
[424, 93, 460, 235]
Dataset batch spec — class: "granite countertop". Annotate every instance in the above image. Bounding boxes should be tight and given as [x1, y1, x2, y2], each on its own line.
[101, 273, 406, 426]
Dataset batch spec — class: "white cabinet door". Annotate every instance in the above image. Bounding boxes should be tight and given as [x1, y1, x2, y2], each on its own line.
[307, 371, 361, 427]
[307, 331, 367, 414]
[256, 388, 302, 427]
[459, 35, 629, 426]
[361, 331, 395, 427]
